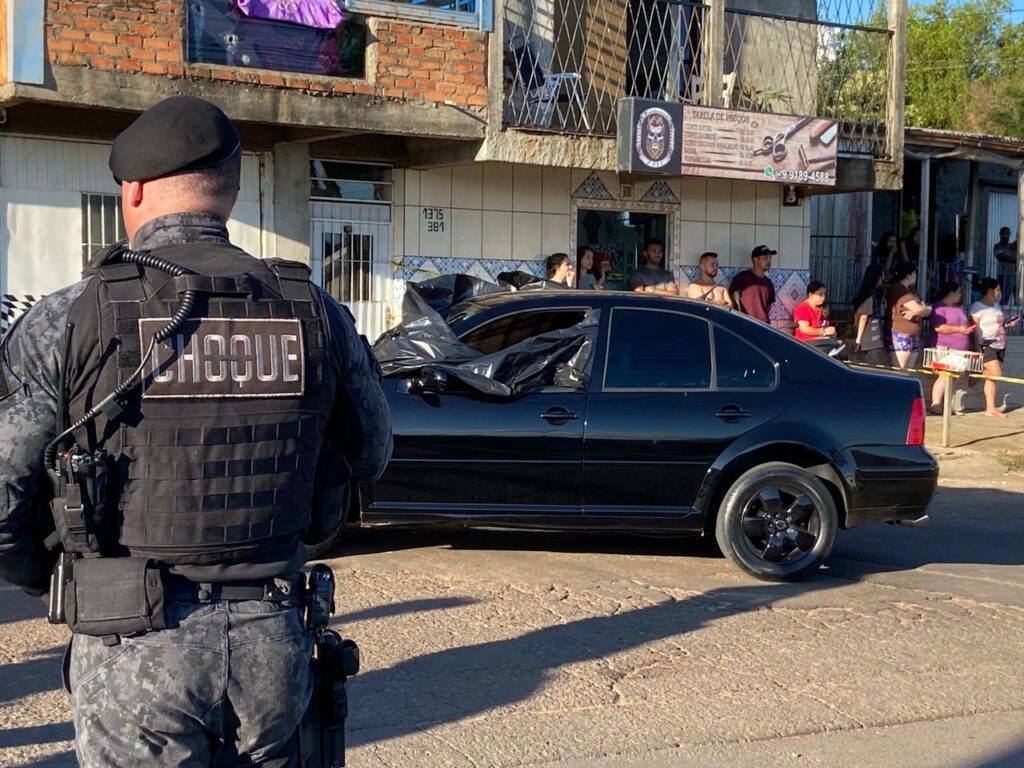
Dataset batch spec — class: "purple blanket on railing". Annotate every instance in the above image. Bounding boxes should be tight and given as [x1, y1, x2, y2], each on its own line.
[235, 0, 343, 30]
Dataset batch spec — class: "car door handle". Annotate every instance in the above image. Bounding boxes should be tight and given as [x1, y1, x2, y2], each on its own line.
[540, 408, 579, 422]
[715, 405, 753, 421]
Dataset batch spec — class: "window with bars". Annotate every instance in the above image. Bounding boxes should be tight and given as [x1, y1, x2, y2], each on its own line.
[81, 194, 125, 269]
[321, 229, 374, 303]
[310, 160, 393, 204]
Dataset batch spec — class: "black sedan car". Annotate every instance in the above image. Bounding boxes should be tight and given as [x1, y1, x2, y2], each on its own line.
[351, 289, 937, 581]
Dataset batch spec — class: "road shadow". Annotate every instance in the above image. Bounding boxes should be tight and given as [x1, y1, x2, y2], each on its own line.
[970, 741, 1024, 767]
[0, 588, 48, 627]
[345, 577, 842, 747]
[3, 751, 77, 768]
[0, 722, 73, 750]
[829, 485, 1024, 575]
[0, 644, 65, 706]
[334, 484, 1024, 574]
[336, 526, 720, 560]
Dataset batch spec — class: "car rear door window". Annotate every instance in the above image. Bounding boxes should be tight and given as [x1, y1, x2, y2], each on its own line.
[604, 308, 712, 390]
[458, 309, 590, 355]
[714, 327, 777, 389]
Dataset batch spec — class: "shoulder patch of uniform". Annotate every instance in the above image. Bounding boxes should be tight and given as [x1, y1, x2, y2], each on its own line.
[266, 259, 312, 278]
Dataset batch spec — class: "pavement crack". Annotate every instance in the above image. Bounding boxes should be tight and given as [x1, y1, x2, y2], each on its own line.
[424, 729, 481, 766]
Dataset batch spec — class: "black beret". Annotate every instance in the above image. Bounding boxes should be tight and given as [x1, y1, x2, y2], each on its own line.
[109, 96, 242, 184]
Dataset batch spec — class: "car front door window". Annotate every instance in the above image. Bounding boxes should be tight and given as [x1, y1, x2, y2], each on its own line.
[604, 308, 712, 390]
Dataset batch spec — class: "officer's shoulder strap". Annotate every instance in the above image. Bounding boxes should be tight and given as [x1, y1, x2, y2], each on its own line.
[265, 258, 314, 301]
[96, 262, 147, 302]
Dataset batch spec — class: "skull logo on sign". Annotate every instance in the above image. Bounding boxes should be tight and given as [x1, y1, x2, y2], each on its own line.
[635, 107, 675, 169]
[645, 115, 666, 160]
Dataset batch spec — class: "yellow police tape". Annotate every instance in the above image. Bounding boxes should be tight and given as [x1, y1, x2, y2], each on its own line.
[844, 360, 1024, 386]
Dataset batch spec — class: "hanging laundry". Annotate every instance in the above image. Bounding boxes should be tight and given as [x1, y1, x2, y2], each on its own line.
[234, 0, 343, 31]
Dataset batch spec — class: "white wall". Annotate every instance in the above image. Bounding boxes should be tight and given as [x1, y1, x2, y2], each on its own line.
[394, 162, 810, 274]
[0, 136, 266, 299]
[395, 163, 572, 268]
[680, 177, 811, 270]
[1, 188, 83, 296]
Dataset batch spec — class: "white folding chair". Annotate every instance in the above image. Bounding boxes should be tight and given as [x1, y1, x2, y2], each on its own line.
[534, 72, 591, 130]
[686, 70, 737, 107]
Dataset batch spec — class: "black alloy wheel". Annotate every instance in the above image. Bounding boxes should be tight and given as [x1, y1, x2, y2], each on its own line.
[715, 462, 838, 581]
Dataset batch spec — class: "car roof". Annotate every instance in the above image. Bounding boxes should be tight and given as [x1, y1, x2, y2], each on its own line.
[448, 289, 711, 315]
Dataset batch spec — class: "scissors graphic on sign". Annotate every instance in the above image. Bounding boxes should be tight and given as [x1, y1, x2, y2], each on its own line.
[753, 133, 788, 162]
[751, 116, 813, 164]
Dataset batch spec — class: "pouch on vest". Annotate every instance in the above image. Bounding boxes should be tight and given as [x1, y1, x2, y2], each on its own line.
[50, 449, 114, 556]
[64, 558, 166, 637]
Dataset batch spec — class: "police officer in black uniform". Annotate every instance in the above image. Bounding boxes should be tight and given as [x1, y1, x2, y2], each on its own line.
[0, 96, 392, 766]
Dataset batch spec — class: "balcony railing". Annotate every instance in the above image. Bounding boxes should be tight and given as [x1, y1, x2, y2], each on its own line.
[724, 8, 892, 160]
[503, 0, 894, 161]
[504, 0, 706, 135]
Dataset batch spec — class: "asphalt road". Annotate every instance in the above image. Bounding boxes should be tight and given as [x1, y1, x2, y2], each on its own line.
[1, 450, 1022, 767]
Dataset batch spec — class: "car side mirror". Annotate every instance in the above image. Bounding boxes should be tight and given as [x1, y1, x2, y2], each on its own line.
[411, 366, 448, 394]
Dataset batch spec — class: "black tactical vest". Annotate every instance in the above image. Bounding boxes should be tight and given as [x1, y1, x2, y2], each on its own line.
[64, 242, 336, 565]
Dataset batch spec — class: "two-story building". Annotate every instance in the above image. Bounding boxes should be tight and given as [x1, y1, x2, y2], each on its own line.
[1, 0, 905, 338]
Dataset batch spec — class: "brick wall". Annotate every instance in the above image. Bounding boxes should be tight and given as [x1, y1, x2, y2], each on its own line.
[45, 0, 488, 107]
[375, 24, 487, 107]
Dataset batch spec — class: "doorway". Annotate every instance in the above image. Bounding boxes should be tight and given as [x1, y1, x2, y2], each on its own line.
[576, 208, 669, 291]
[309, 161, 392, 342]
[986, 190, 1018, 303]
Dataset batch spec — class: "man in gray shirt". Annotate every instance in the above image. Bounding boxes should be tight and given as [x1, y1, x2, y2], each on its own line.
[627, 238, 679, 296]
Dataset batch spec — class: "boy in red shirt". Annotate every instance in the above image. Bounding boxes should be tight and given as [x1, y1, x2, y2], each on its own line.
[793, 280, 836, 341]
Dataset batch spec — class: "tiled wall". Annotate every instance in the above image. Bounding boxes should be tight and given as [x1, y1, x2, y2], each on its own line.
[395, 163, 572, 268]
[392, 162, 812, 326]
[679, 177, 812, 270]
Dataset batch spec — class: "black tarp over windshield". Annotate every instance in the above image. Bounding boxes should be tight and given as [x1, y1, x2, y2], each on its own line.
[373, 274, 597, 397]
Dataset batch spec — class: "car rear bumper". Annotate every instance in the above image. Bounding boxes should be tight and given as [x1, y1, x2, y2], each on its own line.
[842, 446, 939, 528]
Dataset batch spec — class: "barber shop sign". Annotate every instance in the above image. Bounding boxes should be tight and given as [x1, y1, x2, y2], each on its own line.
[617, 98, 683, 175]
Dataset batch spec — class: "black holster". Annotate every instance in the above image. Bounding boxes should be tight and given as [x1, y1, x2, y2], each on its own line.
[300, 566, 358, 768]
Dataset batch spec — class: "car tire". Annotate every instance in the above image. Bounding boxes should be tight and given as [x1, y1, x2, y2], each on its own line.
[715, 462, 838, 581]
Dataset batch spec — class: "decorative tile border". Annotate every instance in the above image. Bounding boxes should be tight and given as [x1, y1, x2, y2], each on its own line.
[679, 266, 809, 324]
[571, 172, 614, 200]
[640, 181, 680, 205]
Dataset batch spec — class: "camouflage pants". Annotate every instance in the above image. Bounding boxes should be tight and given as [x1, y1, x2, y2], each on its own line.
[67, 600, 313, 767]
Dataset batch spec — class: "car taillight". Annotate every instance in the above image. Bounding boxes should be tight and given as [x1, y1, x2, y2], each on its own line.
[906, 397, 926, 445]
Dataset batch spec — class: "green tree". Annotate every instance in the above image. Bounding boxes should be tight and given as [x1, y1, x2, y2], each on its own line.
[904, 0, 1024, 133]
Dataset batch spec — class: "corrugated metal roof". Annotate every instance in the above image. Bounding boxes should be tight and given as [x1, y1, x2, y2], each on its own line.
[905, 126, 1024, 156]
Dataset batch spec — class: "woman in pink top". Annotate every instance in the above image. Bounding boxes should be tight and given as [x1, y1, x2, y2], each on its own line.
[927, 282, 975, 415]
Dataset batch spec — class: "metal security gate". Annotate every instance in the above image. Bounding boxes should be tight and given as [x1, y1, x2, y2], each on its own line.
[310, 200, 391, 342]
[309, 161, 393, 342]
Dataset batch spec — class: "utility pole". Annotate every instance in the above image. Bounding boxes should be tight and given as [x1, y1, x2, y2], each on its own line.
[883, 0, 907, 190]
[705, 0, 726, 107]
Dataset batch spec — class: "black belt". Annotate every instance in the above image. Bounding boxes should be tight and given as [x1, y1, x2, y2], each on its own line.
[163, 573, 306, 604]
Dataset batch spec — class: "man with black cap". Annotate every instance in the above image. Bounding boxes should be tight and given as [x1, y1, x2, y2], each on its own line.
[0, 95, 392, 765]
[731, 244, 777, 323]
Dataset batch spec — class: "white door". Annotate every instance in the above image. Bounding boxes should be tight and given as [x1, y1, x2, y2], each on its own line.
[310, 200, 391, 342]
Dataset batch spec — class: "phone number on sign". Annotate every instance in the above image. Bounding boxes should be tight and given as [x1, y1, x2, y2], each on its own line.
[773, 169, 831, 183]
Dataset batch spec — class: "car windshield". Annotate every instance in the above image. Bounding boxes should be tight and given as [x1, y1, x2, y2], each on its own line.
[445, 302, 488, 326]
